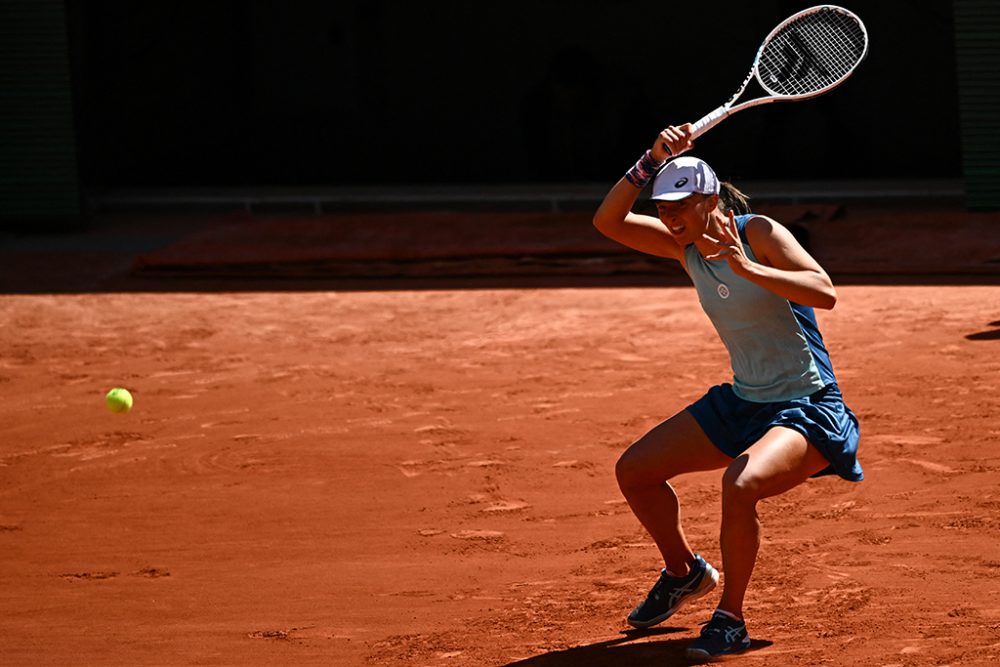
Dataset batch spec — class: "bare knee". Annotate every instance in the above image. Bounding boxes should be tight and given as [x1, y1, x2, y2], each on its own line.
[615, 449, 645, 492]
[616, 448, 660, 492]
[721, 461, 761, 510]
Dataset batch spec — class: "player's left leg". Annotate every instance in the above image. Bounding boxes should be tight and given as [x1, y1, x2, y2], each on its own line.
[687, 426, 829, 660]
[717, 425, 829, 618]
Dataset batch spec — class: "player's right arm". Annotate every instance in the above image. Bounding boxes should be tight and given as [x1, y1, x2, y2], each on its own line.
[592, 125, 694, 262]
[593, 180, 683, 260]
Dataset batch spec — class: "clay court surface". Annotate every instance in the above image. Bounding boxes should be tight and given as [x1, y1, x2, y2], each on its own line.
[1, 210, 1000, 665]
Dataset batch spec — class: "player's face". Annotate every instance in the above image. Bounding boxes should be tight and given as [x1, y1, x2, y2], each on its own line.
[655, 195, 713, 243]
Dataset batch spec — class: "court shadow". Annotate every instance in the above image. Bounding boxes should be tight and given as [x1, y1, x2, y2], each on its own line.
[501, 628, 773, 666]
[965, 320, 1000, 340]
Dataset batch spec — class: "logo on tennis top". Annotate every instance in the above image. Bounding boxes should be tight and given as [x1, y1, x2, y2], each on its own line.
[717, 284, 730, 299]
[674, 177, 689, 188]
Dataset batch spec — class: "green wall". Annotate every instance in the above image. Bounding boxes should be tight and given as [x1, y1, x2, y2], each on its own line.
[0, 0, 80, 220]
[955, 0, 1000, 209]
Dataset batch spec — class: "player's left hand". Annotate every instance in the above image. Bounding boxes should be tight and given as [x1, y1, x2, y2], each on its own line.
[703, 210, 753, 274]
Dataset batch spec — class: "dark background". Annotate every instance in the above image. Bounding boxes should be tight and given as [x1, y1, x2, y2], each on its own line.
[66, 0, 960, 190]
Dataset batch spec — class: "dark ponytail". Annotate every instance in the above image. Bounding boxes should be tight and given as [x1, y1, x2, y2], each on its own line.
[717, 181, 751, 215]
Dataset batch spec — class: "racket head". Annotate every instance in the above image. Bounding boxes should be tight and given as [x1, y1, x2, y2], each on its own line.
[754, 5, 868, 100]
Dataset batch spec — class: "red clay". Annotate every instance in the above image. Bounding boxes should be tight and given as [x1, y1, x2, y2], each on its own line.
[1, 285, 999, 666]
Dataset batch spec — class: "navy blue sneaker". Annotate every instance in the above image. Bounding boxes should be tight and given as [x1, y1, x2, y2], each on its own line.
[627, 554, 719, 629]
[685, 610, 751, 661]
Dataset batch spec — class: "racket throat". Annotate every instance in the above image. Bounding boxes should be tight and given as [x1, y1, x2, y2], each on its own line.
[691, 106, 731, 140]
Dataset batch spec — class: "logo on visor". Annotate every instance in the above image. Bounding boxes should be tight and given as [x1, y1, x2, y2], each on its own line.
[674, 177, 689, 188]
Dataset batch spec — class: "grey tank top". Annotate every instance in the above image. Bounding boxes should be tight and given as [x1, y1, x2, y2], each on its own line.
[683, 214, 837, 403]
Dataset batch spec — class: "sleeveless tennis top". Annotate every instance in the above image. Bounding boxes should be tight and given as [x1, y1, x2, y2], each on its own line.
[684, 214, 837, 403]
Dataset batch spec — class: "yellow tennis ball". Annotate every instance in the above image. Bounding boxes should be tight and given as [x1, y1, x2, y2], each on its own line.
[105, 388, 133, 414]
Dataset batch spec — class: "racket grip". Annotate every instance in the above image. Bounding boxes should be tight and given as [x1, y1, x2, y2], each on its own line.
[690, 106, 730, 140]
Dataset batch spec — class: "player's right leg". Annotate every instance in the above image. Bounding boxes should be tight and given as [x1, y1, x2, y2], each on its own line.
[615, 409, 732, 628]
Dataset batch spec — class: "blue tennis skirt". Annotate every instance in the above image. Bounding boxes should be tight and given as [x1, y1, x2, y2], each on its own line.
[687, 382, 863, 482]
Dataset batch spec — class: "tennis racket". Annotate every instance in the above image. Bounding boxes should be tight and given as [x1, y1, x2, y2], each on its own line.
[674, 5, 868, 148]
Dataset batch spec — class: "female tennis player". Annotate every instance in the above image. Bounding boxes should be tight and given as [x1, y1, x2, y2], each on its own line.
[593, 124, 863, 660]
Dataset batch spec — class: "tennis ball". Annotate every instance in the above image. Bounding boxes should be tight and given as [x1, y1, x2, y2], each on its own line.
[105, 387, 133, 414]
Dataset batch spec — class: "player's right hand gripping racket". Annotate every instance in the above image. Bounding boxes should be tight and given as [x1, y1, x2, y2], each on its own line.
[678, 5, 868, 147]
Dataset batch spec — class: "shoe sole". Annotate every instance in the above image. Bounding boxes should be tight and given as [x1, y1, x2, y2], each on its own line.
[627, 563, 720, 629]
[685, 638, 751, 662]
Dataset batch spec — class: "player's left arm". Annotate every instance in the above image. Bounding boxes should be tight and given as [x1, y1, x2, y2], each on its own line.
[706, 212, 838, 309]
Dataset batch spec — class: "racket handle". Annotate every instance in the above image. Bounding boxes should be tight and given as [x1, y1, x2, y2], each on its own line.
[690, 106, 730, 140]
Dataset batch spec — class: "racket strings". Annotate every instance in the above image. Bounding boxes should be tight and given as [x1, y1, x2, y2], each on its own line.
[757, 9, 866, 97]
